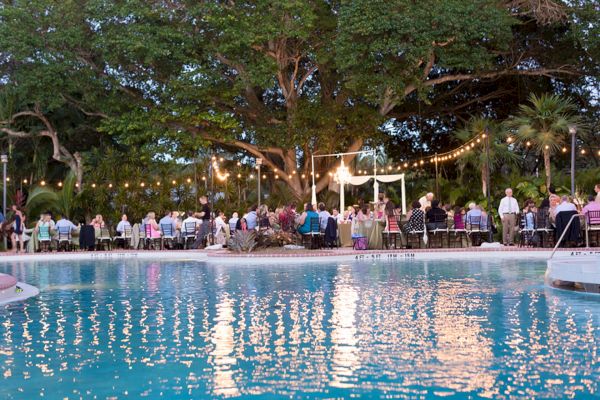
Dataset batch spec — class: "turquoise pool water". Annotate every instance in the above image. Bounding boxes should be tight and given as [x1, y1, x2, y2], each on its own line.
[0, 258, 599, 399]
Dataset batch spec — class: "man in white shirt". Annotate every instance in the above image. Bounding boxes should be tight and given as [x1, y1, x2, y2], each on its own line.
[115, 214, 132, 236]
[498, 188, 520, 246]
[182, 211, 201, 235]
[419, 192, 434, 211]
[555, 195, 577, 214]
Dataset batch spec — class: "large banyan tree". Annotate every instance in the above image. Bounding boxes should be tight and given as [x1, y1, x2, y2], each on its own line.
[0, 0, 597, 199]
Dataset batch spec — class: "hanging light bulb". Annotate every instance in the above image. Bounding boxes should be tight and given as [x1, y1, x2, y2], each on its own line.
[108, 183, 113, 188]
[58, 182, 63, 187]
[526, 141, 531, 147]
[156, 181, 161, 186]
[124, 183, 129, 188]
[581, 149, 586, 155]
[140, 182, 145, 187]
[562, 147, 567, 153]
[40, 180, 46, 186]
[172, 180, 177, 185]
[91, 183, 96, 188]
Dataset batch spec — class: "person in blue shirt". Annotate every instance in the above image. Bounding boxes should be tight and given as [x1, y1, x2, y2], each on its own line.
[244, 205, 258, 230]
[317, 202, 331, 231]
[298, 203, 319, 234]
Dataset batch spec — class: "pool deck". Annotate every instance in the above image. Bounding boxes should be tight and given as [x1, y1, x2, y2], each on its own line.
[0, 246, 598, 264]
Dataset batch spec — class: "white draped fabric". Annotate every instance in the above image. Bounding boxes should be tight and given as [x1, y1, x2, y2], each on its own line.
[344, 174, 406, 215]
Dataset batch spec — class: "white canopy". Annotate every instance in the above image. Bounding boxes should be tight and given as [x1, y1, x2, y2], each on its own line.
[346, 174, 406, 215]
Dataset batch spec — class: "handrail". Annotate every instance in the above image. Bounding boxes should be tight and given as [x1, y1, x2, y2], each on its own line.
[549, 213, 589, 260]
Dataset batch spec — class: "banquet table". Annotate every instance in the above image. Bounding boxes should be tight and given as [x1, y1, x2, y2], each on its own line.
[338, 223, 353, 247]
[354, 219, 385, 250]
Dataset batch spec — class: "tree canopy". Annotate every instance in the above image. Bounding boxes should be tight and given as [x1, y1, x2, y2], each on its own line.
[0, 0, 598, 209]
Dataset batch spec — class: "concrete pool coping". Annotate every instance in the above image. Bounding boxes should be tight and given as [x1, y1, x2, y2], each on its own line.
[0, 247, 598, 264]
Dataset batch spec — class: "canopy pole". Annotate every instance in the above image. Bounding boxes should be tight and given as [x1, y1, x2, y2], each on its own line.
[311, 154, 316, 205]
[401, 174, 407, 215]
[373, 150, 378, 203]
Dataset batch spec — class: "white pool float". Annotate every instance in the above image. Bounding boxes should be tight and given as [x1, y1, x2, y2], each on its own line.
[546, 254, 600, 293]
[0, 273, 39, 305]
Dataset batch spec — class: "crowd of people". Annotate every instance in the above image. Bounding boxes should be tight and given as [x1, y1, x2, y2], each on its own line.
[1, 184, 599, 253]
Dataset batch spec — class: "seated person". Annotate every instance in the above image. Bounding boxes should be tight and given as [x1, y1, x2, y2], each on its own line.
[228, 212, 239, 232]
[90, 214, 105, 228]
[297, 204, 319, 234]
[182, 211, 201, 234]
[404, 201, 425, 233]
[115, 214, 132, 236]
[425, 200, 447, 230]
[55, 215, 77, 237]
[583, 195, 600, 224]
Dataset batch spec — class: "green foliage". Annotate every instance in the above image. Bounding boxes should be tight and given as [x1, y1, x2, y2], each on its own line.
[228, 230, 257, 253]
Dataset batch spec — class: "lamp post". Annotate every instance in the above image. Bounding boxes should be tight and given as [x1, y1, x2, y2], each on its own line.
[1, 154, 8, 250]
[568, 124, 577, 196]
[484, 128, 493, 243]
[256, 158, 263, 207]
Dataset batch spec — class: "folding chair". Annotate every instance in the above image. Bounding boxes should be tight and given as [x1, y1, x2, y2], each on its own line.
[161, 223, 176, 250]
[114, 227, 132, 249]
[466, 216, 483, 247]
[38, 225, 52, 252]
[144, 224, 161, 250]
[535, 210, 554, 248]
[302, 217, 322, 249]
[57, 226, 73, 251]
[96, 227, 112, 250]
[519, 213, 536, 247]
[585, 210, 600, 247]
[382, 215, 402, 249]
[427, 214, 448, 248]
[182, 222, 197, 249]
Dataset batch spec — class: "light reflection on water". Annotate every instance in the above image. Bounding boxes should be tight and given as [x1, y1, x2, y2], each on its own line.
[0, 258, 599, 399]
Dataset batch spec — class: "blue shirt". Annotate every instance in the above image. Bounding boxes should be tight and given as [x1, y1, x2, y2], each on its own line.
[158, 216, 177, 233]
[55, 219, 76, 231]
[298, 211, 319, 234]
[318, 210, 331, 230]
[245, 211, 257, 230]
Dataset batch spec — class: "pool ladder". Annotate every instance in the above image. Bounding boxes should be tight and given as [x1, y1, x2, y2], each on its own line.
[549, 214, 590, 260]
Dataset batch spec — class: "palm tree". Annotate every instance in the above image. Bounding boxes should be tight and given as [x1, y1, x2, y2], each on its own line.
[505, 93, 582, 189]
[456, 118, 520, 196]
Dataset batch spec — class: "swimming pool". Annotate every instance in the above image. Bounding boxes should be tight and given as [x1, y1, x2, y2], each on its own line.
[0, 258, 598, 399]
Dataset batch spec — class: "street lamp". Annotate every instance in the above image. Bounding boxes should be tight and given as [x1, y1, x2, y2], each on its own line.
[1, 154, 8, 250]
[256, 158, 263, 207]
[568, 124, 577, 196]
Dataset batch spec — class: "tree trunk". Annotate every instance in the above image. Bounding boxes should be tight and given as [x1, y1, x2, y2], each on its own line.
[543, 148, 551, 189]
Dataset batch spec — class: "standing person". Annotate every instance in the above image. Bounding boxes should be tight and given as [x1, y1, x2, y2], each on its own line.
[10, 205, 25, 253]
[595, 184, 600, 202]
[419, 192, 434, 211]
[197, 196, 211, 248]
[498, 188, 520, 246]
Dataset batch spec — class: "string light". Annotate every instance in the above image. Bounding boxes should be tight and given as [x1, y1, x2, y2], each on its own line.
[140, 182, 145, 187]
[156, 181, 160, 186]
[562, 147, 568, 153]
[581, 149, 586, 155]
[526, 141, 531, 147]
[5, 177, 9, 182]
[23, 179, 28, 184]
[124, 183, 129, 188]
[58, 182, 63, 187]
[40, 180, 46, 186]
[172, 180, 177, 185]
[108, 183, 113, 188]
[91, 183, 96, 188]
